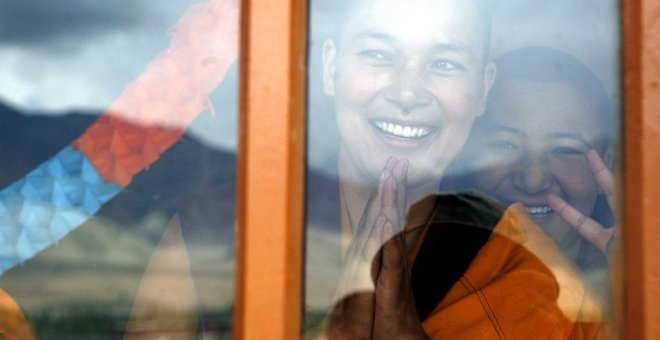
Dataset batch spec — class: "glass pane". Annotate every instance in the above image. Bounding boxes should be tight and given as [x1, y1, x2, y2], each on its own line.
[0, 0, 239, 338]
[305, 0, 621, 338]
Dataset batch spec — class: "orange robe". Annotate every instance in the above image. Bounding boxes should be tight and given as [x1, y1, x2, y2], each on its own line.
[412, 193, 605, 339]
[0, 289, 34, 340]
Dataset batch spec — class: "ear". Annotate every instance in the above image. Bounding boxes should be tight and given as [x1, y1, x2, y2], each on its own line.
[476, 62, 496, 117]
[322, 39, 337, 96]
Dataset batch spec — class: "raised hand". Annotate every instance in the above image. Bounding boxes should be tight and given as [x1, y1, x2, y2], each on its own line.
[546, 149, 617, 256]
[372, 163, 428, 340]
[327, 158, 427, 339]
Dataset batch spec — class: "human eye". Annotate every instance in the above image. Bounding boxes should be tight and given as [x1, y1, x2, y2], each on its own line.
[549, 138, 589, 158]
[488, 140, 519, 151]
[429, 58, 464, 75]
[551, 146, 585, 156]
[357, 49, 393, 65]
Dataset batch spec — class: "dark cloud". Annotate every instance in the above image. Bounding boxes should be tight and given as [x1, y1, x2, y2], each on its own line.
[0, 1, 160, 47]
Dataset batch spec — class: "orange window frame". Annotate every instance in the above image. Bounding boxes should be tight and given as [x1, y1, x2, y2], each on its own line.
[622, 0, 660, 339]
[234, 0, 660, 339]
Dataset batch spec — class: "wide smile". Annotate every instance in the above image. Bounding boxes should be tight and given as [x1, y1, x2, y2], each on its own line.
[370, 119, 435, 140]
[498, 198, 556, 221]
[524, 204, 554, 219]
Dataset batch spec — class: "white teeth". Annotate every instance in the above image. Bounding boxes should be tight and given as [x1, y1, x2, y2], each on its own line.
[526, 206, 553, 215]
[373, 120, 431, 139]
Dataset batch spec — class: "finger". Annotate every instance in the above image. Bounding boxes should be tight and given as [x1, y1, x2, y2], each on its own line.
[357, 171, 386, 233]
[547, 193, 614, 254]
[343, 214, 386, 296]
[391, 158, 409, 223]
[346, 163, 398, 293]
[377, 220, 406, 301]
[351, 170, 393, 266]
[373, 223, 427, 339]
[587, 150, 616, 212]
[356, 157, 396, 234]
[381, 175, 401, 231]
[363, 215, 386, 281]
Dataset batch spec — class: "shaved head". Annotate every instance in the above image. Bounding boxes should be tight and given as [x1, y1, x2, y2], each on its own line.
[330, 0, 491, 62]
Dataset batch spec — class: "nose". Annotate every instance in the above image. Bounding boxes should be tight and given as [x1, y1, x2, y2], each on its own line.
[383, 68, 432, 113]
[511, 156, 553, 194]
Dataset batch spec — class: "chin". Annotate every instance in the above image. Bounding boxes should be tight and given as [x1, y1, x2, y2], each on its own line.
[540, 220, 577, 245]
[405, 168, 445, 191]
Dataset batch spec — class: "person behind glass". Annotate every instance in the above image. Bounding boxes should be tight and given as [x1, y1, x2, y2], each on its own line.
[319, 0, 604, 339]
[451, 47, 616, 287]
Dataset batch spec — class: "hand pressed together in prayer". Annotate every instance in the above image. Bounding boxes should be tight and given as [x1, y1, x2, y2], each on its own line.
[547, 150, 617, 257]
[326, 158, 429, 340]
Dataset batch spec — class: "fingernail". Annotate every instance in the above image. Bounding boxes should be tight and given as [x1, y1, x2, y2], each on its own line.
[587, 149, 597, 161]
[380, 169, 388, 181]
[386, 157, 395, 169]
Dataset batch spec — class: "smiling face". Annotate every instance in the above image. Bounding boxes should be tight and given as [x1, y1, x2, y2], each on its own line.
[323, 0, 494, 190]
[468, 80, 606, 249]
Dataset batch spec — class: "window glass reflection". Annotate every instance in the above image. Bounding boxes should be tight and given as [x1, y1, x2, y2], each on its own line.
[305, 0, 620, 338]
[0, 0, 239, 338]
[449, 47, 615, 302]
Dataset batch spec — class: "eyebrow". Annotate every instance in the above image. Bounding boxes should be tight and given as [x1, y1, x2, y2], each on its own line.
[349, 32, 475, 58]
[488, 126, 523, 135]
[429, 42, 475, 59]
[548, 132, 594, 149]
[350, 31, 397, 45]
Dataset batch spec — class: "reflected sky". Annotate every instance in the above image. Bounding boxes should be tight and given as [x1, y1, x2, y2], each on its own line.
[0, 0, 239, 152]
[0, 0, 620, 175]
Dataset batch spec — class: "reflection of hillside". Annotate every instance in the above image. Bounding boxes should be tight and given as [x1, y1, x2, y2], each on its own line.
[0, 102, 236, 237]
[0, 101, 341, 238]
[0, 102, 241, 335]
[0, 101, 344, 334]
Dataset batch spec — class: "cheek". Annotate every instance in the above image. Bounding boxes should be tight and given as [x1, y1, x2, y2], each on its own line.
[335, 67, 391, 105]
[429, 77, 482, 110]
[551, 160, 599, 204]
[467, 145, 519, 181]
[472, 165, 510, 192]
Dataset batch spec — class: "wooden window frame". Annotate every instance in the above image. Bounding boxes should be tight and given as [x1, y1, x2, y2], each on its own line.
[621, 0, 660, 339]
[234, 0, 307, 339]
[234, 0, 660, 338]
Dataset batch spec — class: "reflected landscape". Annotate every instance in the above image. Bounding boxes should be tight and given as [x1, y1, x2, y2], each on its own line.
[0, 0, 622, 338]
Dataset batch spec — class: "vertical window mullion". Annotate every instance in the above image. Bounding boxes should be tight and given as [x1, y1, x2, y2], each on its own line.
[234, 0, 307, 339]
[622, 0, 660, 338]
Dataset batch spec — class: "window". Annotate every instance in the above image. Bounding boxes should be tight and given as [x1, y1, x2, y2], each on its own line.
[1, 0, 659, 338]
[302, 0, 656, 339]
[0, 1, 239, 337]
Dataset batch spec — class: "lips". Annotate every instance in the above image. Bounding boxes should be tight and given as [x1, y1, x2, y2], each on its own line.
[525, 205, 554, 219]
[371, 119, 435, 139]
[498, 198, 556, 220]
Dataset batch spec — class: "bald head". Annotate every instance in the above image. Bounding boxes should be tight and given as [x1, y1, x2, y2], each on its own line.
[330, 0, 492, 63]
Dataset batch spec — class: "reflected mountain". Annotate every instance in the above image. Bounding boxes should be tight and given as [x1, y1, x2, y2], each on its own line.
[0, 101, 345, 334]
[0, 101, 341, 246]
